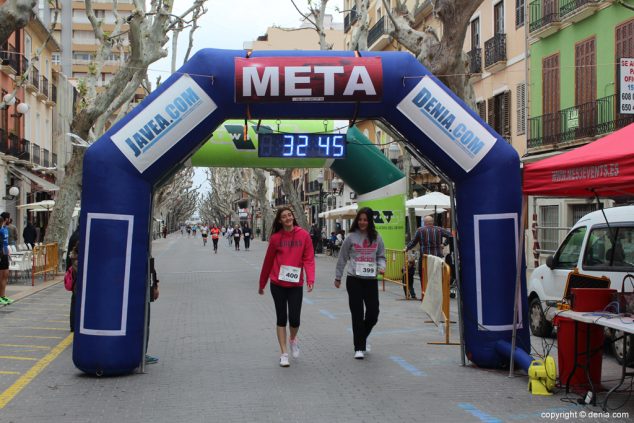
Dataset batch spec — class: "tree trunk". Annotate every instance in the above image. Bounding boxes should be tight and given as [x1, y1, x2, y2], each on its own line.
[0, 0, 36, 46]
[45, 146, 84, 267]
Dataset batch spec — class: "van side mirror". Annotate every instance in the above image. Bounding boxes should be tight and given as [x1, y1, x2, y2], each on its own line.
[546, 255, 555, 269]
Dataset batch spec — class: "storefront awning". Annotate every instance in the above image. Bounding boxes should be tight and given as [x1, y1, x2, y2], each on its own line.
[9, 166, 60, 192]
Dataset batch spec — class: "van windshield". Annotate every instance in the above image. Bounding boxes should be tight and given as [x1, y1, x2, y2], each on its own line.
[582, 226, 634, 270]
[554, 227, 587, 269]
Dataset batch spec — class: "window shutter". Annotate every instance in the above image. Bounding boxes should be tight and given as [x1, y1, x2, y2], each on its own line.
[477, 101, 486, 120]
[503, 91, 511, 141]
[487, 97, 495, 129]
[516, 83, 526, 135]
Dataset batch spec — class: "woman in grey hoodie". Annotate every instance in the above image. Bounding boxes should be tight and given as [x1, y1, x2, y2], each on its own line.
[334, 207, 386, 359]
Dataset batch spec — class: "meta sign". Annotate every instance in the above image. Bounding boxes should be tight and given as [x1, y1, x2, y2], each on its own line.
[235, 57, 383, 103]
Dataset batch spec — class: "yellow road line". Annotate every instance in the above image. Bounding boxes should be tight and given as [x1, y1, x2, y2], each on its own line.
[0, 334, 73, 409]
[0, 371, 20, 375]
[21, 327, 68, 331]
[0, 356, 38, 361]
[0, 344, 51, 350]
[14, 335, 63, 340]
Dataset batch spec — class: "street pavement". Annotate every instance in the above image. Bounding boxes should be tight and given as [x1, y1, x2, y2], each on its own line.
[0, 233, 632, 422]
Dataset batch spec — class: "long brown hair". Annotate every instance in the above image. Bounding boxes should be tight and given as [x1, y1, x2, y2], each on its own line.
[349, 207, 378, 243]
[271, 206, 298, 234]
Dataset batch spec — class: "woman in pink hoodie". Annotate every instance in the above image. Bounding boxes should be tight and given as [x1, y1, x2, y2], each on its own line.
[259, 207, 315, 367]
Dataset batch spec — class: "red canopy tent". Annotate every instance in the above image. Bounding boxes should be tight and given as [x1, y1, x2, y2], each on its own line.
[523, 123, 634, 197]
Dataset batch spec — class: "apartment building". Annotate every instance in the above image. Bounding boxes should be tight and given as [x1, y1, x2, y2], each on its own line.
[466, 0, 528, 157]
[51, 0, 143, 101]
[525, 0, 634, 261]
[0, 1, 66, 238]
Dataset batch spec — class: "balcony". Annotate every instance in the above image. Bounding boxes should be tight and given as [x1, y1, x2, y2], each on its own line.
[0, 43, 19, 75]
[19, 138, 30, 162]
[527, 94, 634, 150]
[367, 16, 392, 50]
[560, 0, 603, 24]
[484, 33, 506, 73]
[5, 133, 21, 157]
[32, 144, 41, 166]
[46, 83, 57, 107]
[344, 5, 358, 33]
[529, 0, 562, 39]
[26, 66, 40, 93]
[37, 75, 49, 101]
[414, 0, 433, 19]
[468, 48, 482, 76]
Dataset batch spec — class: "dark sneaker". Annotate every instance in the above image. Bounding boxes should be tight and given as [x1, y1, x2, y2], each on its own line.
[145, 355, 159, 364]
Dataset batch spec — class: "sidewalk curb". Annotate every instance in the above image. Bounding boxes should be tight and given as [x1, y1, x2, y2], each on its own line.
[2, 276, 64, 305]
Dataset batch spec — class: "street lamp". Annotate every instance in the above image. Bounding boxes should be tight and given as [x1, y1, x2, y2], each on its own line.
[3, 186, 19, 201]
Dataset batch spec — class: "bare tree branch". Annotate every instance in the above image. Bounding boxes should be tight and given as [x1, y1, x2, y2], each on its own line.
[0, 0, 37, 46]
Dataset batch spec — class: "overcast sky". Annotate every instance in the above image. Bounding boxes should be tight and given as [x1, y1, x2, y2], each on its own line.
[149, 0, 342, 80]
[149, 1, 343, 191]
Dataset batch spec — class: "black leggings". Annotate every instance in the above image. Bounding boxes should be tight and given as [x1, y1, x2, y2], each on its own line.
[244, 237, 250, 249]
[270, 283, 303, 327]
[212, 238, 218, 250]
[346, 275, 380, 351]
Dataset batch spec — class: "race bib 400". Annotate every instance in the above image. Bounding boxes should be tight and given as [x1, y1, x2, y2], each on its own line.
[279, 265, 301, 283]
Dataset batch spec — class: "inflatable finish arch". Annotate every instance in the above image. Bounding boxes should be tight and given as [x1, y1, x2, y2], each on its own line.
[75, 49, 529, 375]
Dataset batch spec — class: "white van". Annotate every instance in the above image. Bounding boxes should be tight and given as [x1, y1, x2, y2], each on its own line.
[527, 205, 634, 364]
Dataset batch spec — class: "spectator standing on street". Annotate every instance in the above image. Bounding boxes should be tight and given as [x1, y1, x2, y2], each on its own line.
[406, 215, 452, 286]
[310, 224, 320, 254]
[66, 226, 80, 331]
[259, 207, 315, 367]
[23, 219, 36, 248]
[334, 207, 386, 359]
[7, 219, 17, 246]
[145, 257, 160, 365]
[0, 212, 13, 304]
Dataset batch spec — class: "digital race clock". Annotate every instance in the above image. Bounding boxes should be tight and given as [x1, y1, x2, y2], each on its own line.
[258, 133, 347, 158]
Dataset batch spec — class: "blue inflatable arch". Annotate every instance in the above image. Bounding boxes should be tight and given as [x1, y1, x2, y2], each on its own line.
[75, 49, 529, 375]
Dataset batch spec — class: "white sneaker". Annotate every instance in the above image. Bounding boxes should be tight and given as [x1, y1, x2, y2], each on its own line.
[290, 339, 300, 358]
[279, 353, 290, 367]
[354, 350, 364, 360]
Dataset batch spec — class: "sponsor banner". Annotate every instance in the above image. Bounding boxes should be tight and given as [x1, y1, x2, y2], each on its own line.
[191, 120, 332, 168]
[397, 77, 496, 172]
[620, 58, 634, 114]
[359, 193, 406, 250]
[112, 75, 217, 173]
[235, 56, 382, 103]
